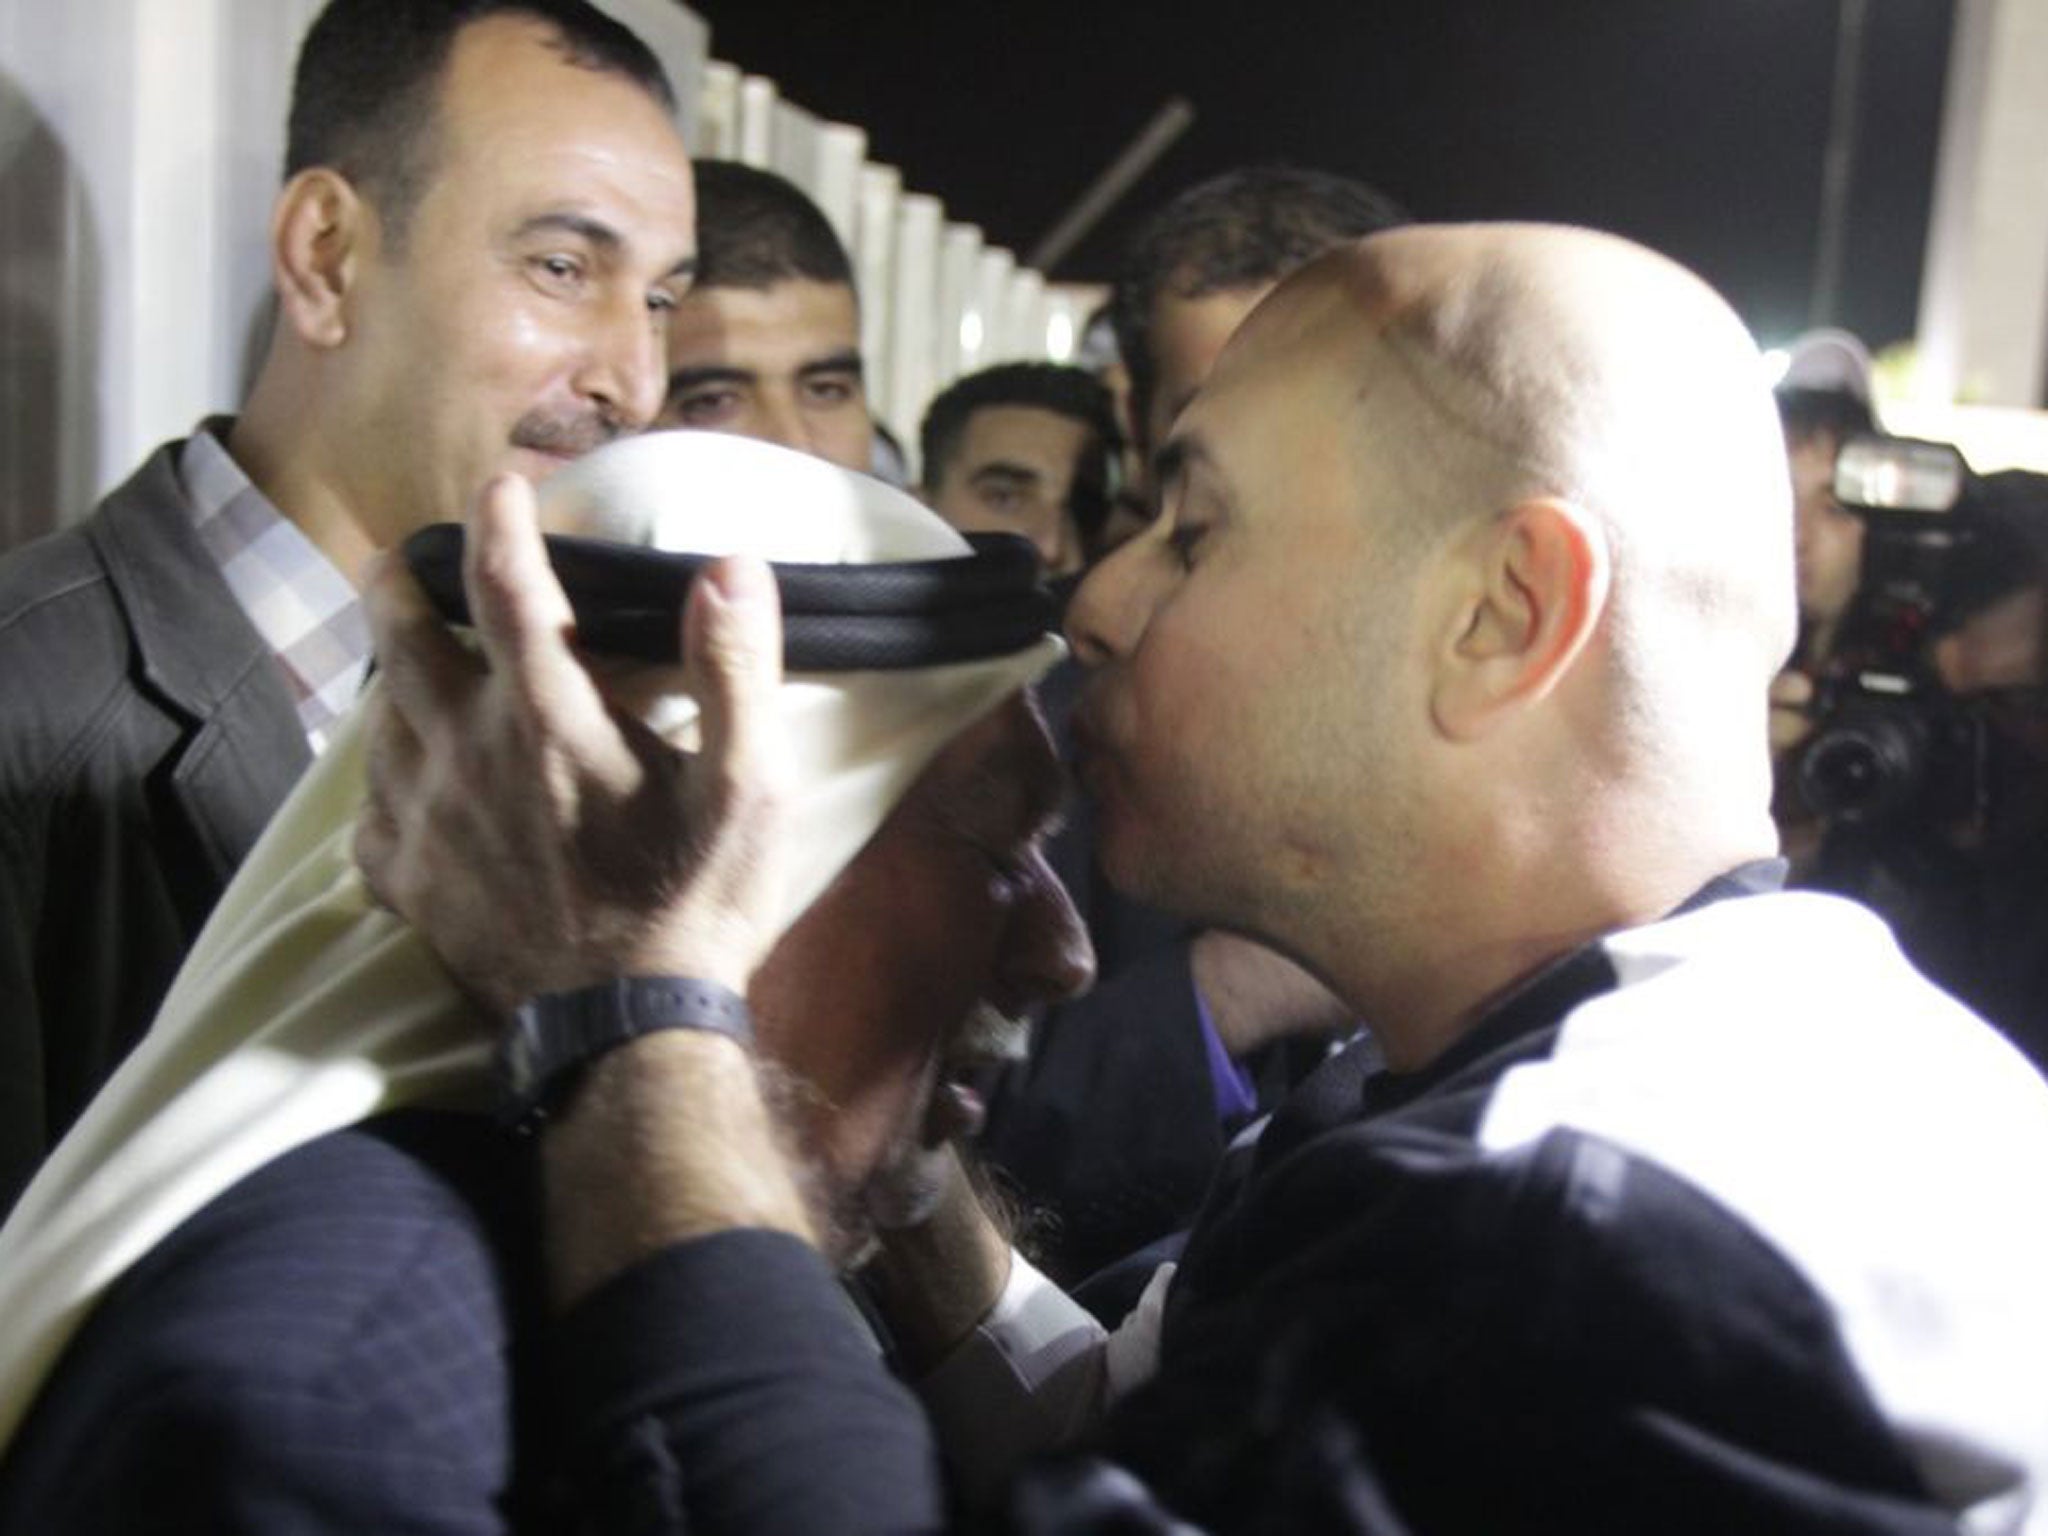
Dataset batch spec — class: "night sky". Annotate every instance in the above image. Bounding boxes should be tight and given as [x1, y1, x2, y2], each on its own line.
[690, 0, 1956, 351]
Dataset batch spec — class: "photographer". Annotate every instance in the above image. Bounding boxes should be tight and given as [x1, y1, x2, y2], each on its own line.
[1777, 331, 1881, 675]
[1772, 426, 2048, 1071]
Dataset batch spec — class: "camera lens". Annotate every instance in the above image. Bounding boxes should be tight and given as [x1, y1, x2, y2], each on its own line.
[1798, 707, 1928, 823]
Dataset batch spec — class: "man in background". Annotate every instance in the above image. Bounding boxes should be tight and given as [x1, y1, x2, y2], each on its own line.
[1113, 164, 1410, 485]
[658, 160, 873, 474]
[1774, 329, 1881, 674]
[919, 361, 1120, 579]
[0, 0, 692, 1211]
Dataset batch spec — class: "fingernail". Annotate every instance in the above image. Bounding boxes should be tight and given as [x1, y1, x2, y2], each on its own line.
[714, 557, 775, 611]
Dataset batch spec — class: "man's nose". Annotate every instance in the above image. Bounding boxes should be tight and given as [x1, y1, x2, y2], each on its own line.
[751, 390, 816, 457]
[998, 854, 1095, 1009]
[1038, 517, 1081, 579]
[1065, 521, 1163, 667]
[573, 292, 666, 431]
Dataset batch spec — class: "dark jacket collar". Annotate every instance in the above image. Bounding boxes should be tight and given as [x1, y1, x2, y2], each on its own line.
[1337, 859, 1790, 1130]
[87, 424, 283, 723]
[85, 426, 311, 876]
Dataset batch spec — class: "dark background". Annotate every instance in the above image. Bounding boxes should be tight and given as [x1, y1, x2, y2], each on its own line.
[690, 0, 1956, 350]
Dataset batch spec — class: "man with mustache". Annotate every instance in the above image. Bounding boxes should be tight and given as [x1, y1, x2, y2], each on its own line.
[0, 0, 694, 1210]
[365, 223, 2048, 1533]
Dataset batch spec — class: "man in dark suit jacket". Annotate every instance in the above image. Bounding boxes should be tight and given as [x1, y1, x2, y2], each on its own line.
[0, 0, 695, 1211]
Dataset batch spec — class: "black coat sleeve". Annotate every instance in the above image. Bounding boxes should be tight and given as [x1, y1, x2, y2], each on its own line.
[553, 1230, 949, 1536]
[555, 1131, 1964, 1536]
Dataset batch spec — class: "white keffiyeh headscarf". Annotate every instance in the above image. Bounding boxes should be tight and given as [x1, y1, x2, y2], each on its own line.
[0, 431, 1063, 1449]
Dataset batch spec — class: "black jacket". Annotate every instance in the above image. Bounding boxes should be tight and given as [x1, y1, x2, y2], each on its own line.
[0, 436, 309, 1210]
[548, 874, 2045, 1535]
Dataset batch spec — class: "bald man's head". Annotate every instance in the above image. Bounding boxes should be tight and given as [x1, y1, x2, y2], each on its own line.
[1216, 225, 1796, 738]
[1068, 225, 1791, 1044]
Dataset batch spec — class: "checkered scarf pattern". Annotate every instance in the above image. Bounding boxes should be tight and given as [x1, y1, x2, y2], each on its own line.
[181, 424, 370, 755]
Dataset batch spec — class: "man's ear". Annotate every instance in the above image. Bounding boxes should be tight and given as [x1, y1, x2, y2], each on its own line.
[1429, 497, 1611, 741]
[270, 168, 374, 351]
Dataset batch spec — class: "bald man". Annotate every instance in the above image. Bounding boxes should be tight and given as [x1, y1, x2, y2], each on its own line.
[362, 225, 2048, 1534]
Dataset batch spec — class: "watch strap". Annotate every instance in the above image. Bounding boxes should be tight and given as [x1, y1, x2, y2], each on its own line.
[498, 976, 752, 1134]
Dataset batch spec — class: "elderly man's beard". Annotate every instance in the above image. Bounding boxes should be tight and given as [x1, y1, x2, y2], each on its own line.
[757, 1000, 1029, 1268]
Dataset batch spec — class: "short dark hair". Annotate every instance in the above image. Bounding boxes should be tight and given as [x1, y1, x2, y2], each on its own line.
[285, 0, 674, 248]
[1112, 165, 1409, 445]
[690, 161, 856, 293]
[919, 363, 1122, 539]
[1776, 386, 1876, 448]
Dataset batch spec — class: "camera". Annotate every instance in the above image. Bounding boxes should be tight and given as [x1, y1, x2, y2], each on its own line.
[1794, 434, 1990, 829]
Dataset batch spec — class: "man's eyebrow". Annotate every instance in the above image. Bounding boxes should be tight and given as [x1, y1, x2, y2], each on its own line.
[666, 364, 753, 393]
[796, 350, 865, 379]
[511, 211, 622, 250]
[511, 213, 696, 284]
[969, 462, 1041, 488]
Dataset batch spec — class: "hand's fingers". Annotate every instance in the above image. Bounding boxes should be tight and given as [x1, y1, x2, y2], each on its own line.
[1769, 669, 1815, 709]
[364, 547, 482, 734]
[464, 475, 619, 752]
[684, 556, 786, 796]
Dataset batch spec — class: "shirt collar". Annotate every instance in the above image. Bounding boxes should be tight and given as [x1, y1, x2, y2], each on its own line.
[181, 421, 370, 755]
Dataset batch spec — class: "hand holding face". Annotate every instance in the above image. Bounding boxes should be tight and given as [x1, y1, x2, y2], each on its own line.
[354, 473, 789, 1014]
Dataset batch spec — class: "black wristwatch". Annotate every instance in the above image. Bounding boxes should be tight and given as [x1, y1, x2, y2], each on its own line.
[496, 976, 753, 1134]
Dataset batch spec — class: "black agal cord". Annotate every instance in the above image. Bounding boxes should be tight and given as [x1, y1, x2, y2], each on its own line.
[402, 524, 1057, 670]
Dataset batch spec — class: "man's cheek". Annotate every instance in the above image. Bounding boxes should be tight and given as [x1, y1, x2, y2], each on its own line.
[821, 1050, 942, 1188]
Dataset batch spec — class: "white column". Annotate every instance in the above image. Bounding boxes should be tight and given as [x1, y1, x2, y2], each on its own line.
[1002, 269, 1047, 362]
[770, 99, 819, 196]
[964, 246, 1015, 376]
[593, 0, 707, 138]
[854, 162, 900, 416]
[935, 221, 984, 387]
[885, 191, 942, 452]
[1915, 0, 2048, 407]
[693, 59, 740, 160]
[735, 73, 775, 168]
[811, 123, 866, 253]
